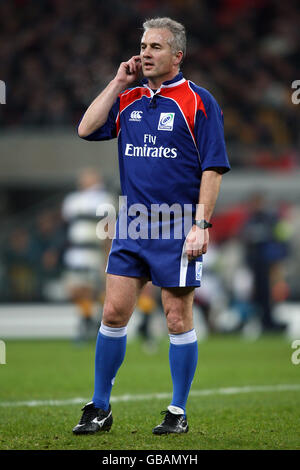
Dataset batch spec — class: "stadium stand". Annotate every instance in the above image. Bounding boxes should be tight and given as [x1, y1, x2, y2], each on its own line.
[0, 0, 299, 169]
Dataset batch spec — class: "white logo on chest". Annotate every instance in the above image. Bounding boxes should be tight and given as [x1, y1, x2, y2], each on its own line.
[129, 110, 143, 122]
[158, 112, 175, 131]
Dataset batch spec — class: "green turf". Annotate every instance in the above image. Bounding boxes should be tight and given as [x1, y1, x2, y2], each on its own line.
[0, 334, 300, 450]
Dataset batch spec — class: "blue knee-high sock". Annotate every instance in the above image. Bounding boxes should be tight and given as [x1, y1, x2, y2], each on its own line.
[169, 329, 198, 414]
[92, 322, 127, 411]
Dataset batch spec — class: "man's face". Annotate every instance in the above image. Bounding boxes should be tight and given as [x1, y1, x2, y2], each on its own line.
[140, 28, 180, 84]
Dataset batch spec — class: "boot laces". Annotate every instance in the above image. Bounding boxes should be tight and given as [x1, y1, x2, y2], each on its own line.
[79, 403, 98, 424]
[160, 409, 181, 425]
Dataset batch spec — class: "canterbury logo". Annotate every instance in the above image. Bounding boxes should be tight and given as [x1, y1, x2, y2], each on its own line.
[129, 110, 143, 121]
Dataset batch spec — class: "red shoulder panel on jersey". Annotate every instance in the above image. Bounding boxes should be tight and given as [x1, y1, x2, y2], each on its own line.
[119, 87, 150, 114]
[115, 87, 150, 136]
[160, 81, 207, 142]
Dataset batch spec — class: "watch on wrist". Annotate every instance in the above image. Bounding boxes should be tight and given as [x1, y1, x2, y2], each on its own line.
[194, 219, 212, 229]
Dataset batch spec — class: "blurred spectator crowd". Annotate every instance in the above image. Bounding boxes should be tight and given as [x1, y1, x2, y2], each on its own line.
[0, 0, 299, 169]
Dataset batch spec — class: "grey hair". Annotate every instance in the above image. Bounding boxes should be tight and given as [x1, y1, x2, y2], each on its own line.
[142, 17, 186, 63]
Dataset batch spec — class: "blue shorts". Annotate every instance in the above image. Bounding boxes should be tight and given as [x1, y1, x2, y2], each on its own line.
[106, 215, 202, 288]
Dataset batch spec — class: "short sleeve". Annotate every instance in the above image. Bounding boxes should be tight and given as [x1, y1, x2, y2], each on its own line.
[195, 91, 230, 173]
[78, 98, 120, 141]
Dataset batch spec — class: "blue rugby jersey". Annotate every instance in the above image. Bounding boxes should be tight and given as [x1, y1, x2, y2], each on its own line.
[81, 73, 230, 211]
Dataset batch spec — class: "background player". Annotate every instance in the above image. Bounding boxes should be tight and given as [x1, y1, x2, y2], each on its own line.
[62, 168, 115, 341]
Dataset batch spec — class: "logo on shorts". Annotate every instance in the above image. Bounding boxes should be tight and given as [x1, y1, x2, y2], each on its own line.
[195, 262, 202, 281]
[158, 112, 175, 131]
[129, 110, 143, 122]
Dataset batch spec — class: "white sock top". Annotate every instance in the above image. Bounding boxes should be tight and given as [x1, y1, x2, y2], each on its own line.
[100, 322, 127, 337]
[169, 329, 197, 345]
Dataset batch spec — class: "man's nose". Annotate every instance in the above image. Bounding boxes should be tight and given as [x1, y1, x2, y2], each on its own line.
[142, 47, 152, 57]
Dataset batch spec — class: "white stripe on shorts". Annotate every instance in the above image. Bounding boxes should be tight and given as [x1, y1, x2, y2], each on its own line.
[179, 242, 188, 287]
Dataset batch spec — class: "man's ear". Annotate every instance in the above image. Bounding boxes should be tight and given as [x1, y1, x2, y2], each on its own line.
[174, 51, 183, 66]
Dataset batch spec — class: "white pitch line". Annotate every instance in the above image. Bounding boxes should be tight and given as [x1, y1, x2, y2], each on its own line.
[0, 384, 300, 408]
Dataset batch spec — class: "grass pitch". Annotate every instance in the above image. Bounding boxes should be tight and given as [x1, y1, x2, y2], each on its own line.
[0, 334, 300, 450]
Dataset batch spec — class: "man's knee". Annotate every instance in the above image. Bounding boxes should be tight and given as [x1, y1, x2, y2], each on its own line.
[102, 301, 129, 328]
[165, 305, 186, 334]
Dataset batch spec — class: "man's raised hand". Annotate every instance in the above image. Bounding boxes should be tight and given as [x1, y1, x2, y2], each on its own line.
[115, 56, 142, 87]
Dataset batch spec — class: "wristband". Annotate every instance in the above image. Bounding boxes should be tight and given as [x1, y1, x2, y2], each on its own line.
[193, 219, 212, 229]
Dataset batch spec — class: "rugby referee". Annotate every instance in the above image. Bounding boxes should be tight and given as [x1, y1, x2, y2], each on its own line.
[73, 17, 230, 436]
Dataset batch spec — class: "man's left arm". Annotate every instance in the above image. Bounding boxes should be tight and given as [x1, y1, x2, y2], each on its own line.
[185, 87, 231, 261]
[185, 169, 223, 261]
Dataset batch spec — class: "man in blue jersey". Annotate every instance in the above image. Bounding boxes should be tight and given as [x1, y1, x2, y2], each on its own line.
[73, 17, 230, 436]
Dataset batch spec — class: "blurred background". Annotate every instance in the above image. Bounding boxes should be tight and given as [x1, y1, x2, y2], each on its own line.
[0, 0, 299, 343]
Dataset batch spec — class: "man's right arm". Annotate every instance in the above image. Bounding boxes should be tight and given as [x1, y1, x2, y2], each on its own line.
[78, 56, 142, 138]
